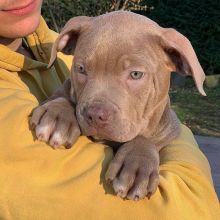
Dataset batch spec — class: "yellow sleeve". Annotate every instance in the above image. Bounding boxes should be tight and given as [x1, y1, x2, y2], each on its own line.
[0, 66, 219, 220]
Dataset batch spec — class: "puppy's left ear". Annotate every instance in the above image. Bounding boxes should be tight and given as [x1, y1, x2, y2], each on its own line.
[160, 28, 206, 96]
[48, 16, 92, 68]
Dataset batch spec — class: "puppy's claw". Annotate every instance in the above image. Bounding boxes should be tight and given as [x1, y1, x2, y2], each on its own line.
[30, 122, 36, 130]
[51, 141, 60, 149]
[147, 192, 152, 200]
[105, 171, 115, 184]
[116, 189, 125, 198]
[38, 134, 44, 141]
[106, 178, 112, 185]
[134, 195, 140, 201]
[65, 143, 72, 149]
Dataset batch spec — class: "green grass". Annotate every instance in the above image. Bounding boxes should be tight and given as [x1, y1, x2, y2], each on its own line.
[170, 80, 220, 137]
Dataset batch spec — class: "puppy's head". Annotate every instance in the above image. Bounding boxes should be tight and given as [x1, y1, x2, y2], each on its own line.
[49, 11, 206, 142]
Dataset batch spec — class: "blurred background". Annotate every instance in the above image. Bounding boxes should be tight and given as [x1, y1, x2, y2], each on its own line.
[42, 0, 220, 137]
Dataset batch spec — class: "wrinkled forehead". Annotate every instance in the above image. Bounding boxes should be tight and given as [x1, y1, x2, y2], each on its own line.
[74, 19, 161, 67]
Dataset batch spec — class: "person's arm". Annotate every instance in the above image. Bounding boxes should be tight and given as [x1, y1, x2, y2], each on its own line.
[0, 68, 219, 220]
[157, 125, 220, 219]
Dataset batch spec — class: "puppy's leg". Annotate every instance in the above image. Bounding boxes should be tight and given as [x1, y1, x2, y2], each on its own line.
[30, 79, 80, 149]
[105, 136, 160, 200]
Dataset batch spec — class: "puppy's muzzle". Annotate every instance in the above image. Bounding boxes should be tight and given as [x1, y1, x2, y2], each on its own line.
[83, 103, 113, 128]
[77, 100, 128, 141]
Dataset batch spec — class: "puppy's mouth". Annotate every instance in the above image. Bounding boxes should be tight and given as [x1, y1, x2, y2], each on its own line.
[79, 125, 119, 142]
[77, 116, 139, 143]
[88, 135, 109, 144]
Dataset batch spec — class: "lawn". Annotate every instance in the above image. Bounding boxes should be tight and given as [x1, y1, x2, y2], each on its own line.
[170, 79, 220, 137]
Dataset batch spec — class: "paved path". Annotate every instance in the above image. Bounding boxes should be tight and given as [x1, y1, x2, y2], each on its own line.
[194, 135, 220, 199]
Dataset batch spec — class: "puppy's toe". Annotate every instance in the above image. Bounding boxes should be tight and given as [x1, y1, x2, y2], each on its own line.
[112, 167, 137, 198]
[127, 172, 149, 201]
[35, 124, 51, 142]
[112, 179, 130, 198]
[49, 132, 64, 148]
[105, 165, 120, 184]
[105, 154, 125, 183]
[112, 178, 130, 198]
[30, 106, 47, 129]
[64, 124, 81, 149]
[49, 118, 71, 148]
[147, 171, 160, 199]
[127, 171, 159, 201]
[34, 109, 57, 141]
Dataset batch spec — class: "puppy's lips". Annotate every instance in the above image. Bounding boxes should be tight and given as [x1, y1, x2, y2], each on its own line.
[81, 125, 97, 137]
[77, 113, 139, 142]
[80, 125, 114, 141]
[80, 125, 108, 140]
[80, 124, 136, 143]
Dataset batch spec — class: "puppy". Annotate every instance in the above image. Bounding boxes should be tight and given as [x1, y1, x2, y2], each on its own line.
[30, 11, 206, 201]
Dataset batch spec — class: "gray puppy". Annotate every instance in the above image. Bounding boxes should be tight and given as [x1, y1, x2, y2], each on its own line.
[30, 11, 206, 201]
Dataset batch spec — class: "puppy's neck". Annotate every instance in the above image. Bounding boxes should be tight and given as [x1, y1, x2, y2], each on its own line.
[142, 98, 181, 150]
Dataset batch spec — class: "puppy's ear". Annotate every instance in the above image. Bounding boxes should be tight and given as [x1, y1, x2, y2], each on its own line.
[48, 16, 92, 68]
[160, 28, 206, 96]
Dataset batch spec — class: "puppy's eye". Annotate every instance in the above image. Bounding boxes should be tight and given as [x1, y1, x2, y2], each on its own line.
[75, 64, 86, 74]
[130, 71, 144, 80]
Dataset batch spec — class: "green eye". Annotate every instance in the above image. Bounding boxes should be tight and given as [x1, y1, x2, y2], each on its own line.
[130, 71, 144, 80]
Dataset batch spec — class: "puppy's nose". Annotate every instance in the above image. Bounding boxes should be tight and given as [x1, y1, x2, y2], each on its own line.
[84, 105, 110, 127]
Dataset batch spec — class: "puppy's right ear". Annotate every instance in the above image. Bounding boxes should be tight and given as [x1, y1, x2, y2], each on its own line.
[48, 16, 92, 68]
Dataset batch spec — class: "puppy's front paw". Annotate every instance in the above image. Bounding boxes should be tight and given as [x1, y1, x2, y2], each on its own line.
[30, 97, 80, 149]
[105, 136, 159, 201]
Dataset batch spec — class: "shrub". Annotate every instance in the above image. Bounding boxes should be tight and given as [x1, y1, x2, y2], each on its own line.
[42, 0, 149, 32]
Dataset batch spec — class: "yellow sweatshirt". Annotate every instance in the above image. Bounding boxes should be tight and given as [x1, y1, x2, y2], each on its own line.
[0, 18, 219, 220]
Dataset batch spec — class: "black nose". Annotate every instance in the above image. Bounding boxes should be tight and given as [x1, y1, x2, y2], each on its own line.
[84, 104, 110, 127]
